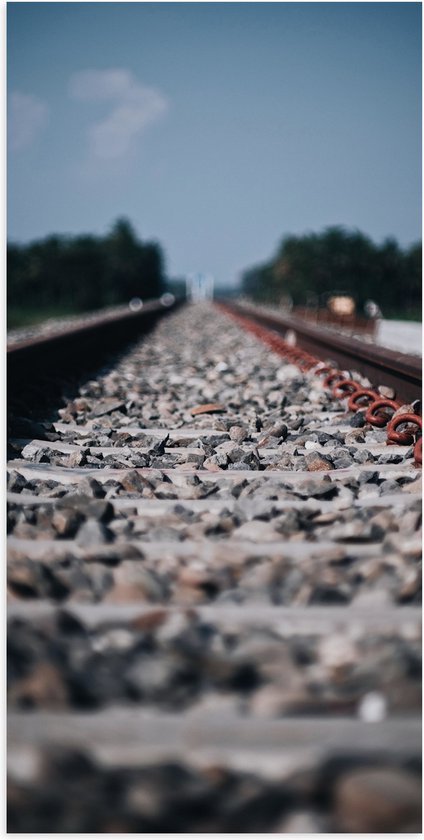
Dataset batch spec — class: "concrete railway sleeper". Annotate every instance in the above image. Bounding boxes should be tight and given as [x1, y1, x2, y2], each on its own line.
[7, 301, 422, 833]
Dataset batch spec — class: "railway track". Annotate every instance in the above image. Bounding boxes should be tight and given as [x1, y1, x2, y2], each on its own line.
[219, 300, 422, 404]
[7, 300, 422, 832]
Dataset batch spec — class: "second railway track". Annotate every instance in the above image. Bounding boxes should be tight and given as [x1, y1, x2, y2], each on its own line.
[7, 301, 422, 833]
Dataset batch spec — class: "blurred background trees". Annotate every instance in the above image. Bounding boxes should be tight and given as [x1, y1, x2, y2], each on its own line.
[7, 218, 165, 327]
[241, 227, 421, 319]
[8, 220, 421, 328]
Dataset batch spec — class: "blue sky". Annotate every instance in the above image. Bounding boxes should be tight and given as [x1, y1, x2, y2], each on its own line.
[8, 2, 422, 286]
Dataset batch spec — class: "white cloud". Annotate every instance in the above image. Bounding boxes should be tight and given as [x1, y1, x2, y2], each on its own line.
[69, 68, 168, 160]
[9, 91, 49, 151]
[69, 68, 134, 102]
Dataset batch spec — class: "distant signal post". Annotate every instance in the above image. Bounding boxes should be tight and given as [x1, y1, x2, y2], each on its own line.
[186, 273, 214, 302]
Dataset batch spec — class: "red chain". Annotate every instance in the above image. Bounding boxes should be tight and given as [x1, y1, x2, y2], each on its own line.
[365, 398, 401, 427]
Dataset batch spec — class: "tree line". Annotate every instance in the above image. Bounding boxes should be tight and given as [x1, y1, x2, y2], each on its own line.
[241, 227, 421, 318]
[7, 218, 165, 323]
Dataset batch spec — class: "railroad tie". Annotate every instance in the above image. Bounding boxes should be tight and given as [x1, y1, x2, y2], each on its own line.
[7, 300, 422, 833]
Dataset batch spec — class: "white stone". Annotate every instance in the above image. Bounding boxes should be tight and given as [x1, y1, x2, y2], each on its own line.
[358, 691, 387, 722]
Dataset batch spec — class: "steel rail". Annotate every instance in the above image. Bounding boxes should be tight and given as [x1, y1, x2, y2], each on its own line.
[8, 297, 183, 380]
[218, 300, 422, 404]
[7, 298, 185, 430]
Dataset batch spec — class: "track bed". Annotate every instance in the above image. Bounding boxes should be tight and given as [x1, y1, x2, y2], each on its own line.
[7, 303, 422, 832]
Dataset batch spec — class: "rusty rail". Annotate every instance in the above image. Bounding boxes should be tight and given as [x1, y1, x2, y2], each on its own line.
[8, 298, 183, 381]
[218, 301, 422, 404]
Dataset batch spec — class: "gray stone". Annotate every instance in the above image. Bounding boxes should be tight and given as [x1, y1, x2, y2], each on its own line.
[305, 451, 334, 471]
[203, 454, 228, 471]
[119, 470, 154, 494]
[332, 457, 353, 469]
[350, 411, 366, 427]
[85, 500, 115, 523]
[276, 810, 323, 833]
[66, 450, 88, 468]
[75, 519, 114, 547]
[78, 477, 106, 498]
[52, 508, 85, 538]
[334, 767, 421, 833]
[232, 520, 281, 541]
[228, 425, 248, 443]
[107, 562, 167, 603]
[7, 470, 27, 493]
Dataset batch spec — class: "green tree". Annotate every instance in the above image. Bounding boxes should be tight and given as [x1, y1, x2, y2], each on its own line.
[241, 226, 421, 318]
[7, 217, 166, 325]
